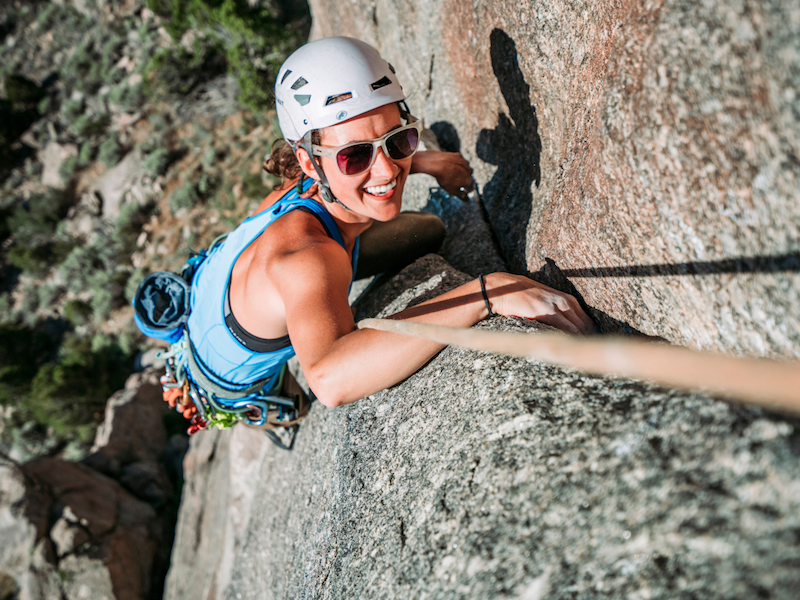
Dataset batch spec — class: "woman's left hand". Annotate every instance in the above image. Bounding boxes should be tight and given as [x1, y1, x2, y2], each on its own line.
[411, 150, 474, 200]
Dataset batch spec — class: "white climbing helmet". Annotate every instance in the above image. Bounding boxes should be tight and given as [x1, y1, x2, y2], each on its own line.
[275, 37, 406, 142]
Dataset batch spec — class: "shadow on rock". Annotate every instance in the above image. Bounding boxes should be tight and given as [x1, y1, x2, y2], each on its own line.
[477, 28, 542, 273]
[533, 257, 667, 339]
[559, 251, 800, 277]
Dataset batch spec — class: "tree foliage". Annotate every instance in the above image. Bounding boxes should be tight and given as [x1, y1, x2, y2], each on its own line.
[25, 334, 133, 441]
[145, 0, 300, 110]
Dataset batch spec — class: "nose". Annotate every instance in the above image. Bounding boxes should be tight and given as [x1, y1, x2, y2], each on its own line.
[370, 148, 400, 178]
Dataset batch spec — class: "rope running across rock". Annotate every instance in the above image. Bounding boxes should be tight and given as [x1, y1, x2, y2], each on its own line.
[357, 318, 800, 416]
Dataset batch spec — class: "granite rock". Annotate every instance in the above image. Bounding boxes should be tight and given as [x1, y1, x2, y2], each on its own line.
[0, 457, 167, 600]
[164, 256, 800, 599]
[86, 372, 169, 475]
[307, 0, 800, 359]
[38, 139, 78, 189]
[89, 147, 150, 223]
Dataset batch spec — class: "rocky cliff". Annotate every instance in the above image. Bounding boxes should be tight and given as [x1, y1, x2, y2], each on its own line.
[309, 0, 800, 359]
[4, 0, 799, 598]
[162, 0, 800, 598]
[0, 372, 185, 600]
[164, 256, 800, 600]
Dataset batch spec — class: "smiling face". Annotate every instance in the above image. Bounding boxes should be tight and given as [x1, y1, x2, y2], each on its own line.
[298, 103, 412, 224]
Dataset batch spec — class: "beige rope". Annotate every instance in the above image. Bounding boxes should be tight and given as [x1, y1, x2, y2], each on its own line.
[357, 318, 800, 415]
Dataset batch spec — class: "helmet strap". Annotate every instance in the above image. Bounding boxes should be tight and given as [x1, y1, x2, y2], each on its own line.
[299, 133, 351, 211]
[398, 100, 411, 123]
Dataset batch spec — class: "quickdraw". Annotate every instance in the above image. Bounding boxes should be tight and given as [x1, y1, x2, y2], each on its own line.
[156, 330, 300, 435]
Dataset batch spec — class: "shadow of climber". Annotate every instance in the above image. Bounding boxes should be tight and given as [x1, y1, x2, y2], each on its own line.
[477, 29, 542, 273]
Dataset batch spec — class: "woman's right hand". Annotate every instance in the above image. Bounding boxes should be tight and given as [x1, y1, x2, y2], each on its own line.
[484, 272, 595, 335]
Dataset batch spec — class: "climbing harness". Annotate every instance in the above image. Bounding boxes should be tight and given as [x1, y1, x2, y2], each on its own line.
[133, 233, 307, 436]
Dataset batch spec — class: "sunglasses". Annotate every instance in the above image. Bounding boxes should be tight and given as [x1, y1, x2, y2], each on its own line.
[310, 116, 423, 176]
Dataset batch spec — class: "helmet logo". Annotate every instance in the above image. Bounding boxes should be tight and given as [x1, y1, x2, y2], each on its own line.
[336, 110, 348, 121]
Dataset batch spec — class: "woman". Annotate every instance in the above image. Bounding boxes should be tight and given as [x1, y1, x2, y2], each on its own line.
[178, 37, 592, 425]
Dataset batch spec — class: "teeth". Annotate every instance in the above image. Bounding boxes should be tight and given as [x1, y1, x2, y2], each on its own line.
[364, 179, 397, 196]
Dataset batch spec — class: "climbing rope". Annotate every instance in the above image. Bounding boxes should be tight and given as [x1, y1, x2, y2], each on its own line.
[357, 318, 800, 415]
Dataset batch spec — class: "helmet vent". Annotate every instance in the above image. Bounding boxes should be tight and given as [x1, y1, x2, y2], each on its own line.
[324, 92, 353, 106]
[280, 69, 292, 84]
[370, 76, 392, 91]
[388, 63, 396, 74]
[294, 94, 311, 106]
[291, 77, 308, 90]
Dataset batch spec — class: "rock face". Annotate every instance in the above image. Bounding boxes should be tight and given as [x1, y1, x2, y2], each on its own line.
[0, 370, 182, 600]
[161, 2, 800, 596]
[0, 458, 163, 600]
[307, 0, 800, 359]
[164, 255, 800, 599]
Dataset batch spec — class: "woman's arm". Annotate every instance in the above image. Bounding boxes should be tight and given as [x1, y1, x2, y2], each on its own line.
[270, 238, 593, 407]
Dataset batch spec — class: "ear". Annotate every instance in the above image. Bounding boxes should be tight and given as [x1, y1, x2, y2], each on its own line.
[295, 146, 320, 181]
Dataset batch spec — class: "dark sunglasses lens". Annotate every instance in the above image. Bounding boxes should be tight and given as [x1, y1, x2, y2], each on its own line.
[337, 144, 374, 175]
[386, 128, 419, 160]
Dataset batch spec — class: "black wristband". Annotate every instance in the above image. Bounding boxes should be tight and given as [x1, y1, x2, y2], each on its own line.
[479, 274, 496, 317]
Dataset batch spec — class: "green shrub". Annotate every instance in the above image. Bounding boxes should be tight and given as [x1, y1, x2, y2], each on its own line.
[122, 83, 145, 110]
[147, 113, 169, 133]
[116, 328, 140, 357]
[58, 155, 79, 182]
[78, 142, 95, 167]
[8, 190, 72, 246]
[7, 190, 76, 273]
[200, 146, 217, 170]
[100, 34, 127, 83]
[37, 284, 62, 309]
[37, 95, 52, 115]
[0, 324, 57, 405]
[144, 0, 299, 111]
[62, 98, 84, 122]
[90, 286, 114, 321]
[124, 267, 146, 303]
[0, 294, 12, 325]
[63, 299, 92, 326]
[61, 26, 126, 97]
[108, 80, 145, 111]
[2, 171, 24, 194]
[143, 148, 170, 176]
[59, 244, 105, 295]
[24, 159, 41, 178]
[97, 134, 123, 167]
[144, 37, 227, 97]
[62, 39, 97, 94]
[90, 333, 114, 353]
[71, 112, 110, 138]
[197, 171, 218, 198]
[241, 171, 267, 200]
[19, 285, 40, 327]
[36, 3, 63, 30]
[169, 179, 199, 213]
[9, 241, 74, 274]
[114, 201, 153, 257]
[5, 74, 45, 106]
[24, 333, 133, 442]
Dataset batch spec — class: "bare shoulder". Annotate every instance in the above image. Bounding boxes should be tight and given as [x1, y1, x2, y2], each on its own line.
[254, 208, 352, 286]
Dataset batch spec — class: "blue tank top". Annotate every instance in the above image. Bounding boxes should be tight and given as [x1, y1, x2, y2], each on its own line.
[186, 179, 359, 394]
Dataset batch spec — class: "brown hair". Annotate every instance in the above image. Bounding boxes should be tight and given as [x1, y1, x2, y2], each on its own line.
[263, 132, 322, 185]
